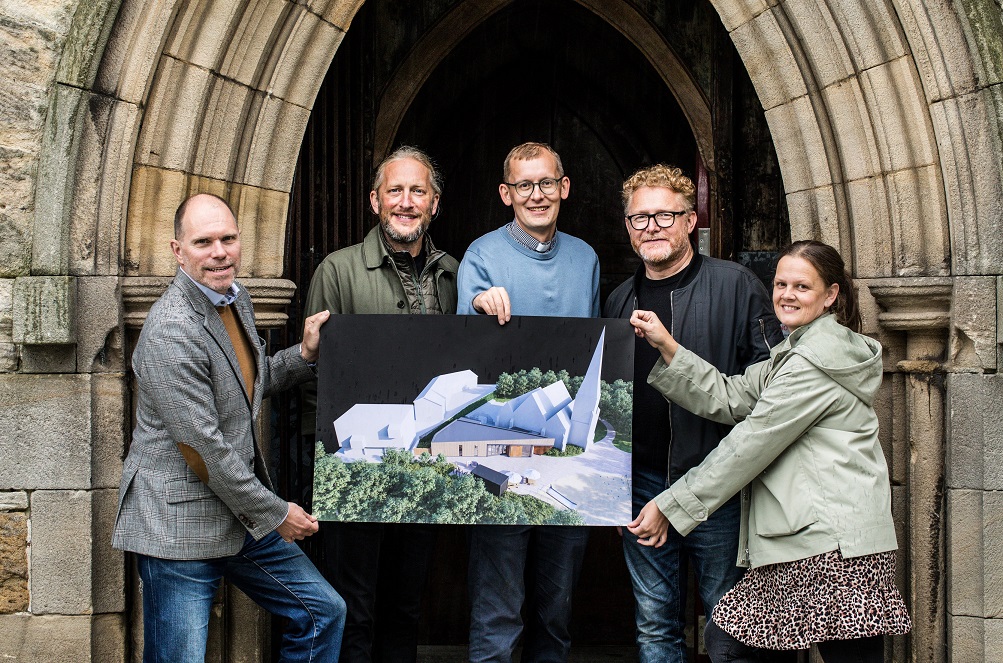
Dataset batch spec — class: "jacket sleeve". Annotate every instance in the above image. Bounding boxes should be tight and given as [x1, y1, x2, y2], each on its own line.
[653, 353, 839, 535]
[648, 346, 768, 425]
[135, 316, 288, 538]
[299, 261, 339, 436]
[456, 248, 492, 314]
[742, 274, 783, 366]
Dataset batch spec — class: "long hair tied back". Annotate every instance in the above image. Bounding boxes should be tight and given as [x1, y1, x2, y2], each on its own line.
[779, 240, 862, 333]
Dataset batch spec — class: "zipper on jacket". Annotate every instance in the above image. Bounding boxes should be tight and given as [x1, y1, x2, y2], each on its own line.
[758, 318, 770, 351]
[409, 270, 428, 314]
[666, 290, 675, 482]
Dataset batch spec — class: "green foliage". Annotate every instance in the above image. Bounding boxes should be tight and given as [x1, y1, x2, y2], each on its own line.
[544, 445, 585, 457]
[312, 443, 584, 526]
[599, 378, 633, 439]
[495, 372, 515, 398]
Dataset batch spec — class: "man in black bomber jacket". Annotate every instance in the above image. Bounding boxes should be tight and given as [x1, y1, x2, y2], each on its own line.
[603, 164, 784, 663]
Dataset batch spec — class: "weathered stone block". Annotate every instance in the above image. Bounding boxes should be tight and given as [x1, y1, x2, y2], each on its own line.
[134, 57, 211, 171]
[30, 490, 92, 615]
[260, 6, 345, 109]
[947, 489, 986, 617]
[0, 513, 28, 613]
[91, 613, 127, 663]
[0, 147, 37, 278]
[885, 165, 951, 276]
[163, 0, 242, 71]
[846, 177, 893, 278]
[12, 276, 76, 345]
[784, 185, 839, 245]
[33, 84, 83, 276]
[730, 9, 808, 110]
[0, 374, 91, 489]
[823, 78, 881, 182]
[92, 489, 125, 614]
[858, 56, 938, 172]
[0, 614, 92, 662]
[893, 0, 977, 102]
[95, 0, 176, 104]
[76, 277, 123, 372]
[956, 0, 1003, 88]
[782, 1, 854, 89]
[947, 615, 988, 663]
[950, 277, 998, 370]
[987, 491, 1003, 617]
[826, 0, 908, 72]
[0, 279, 17, 371]
[241, 94, 311, 191]
[0, 492, 27, 511]
[191, 77, 255, 182]
[55, 0, 122, 89]
[765, 96, 834, 194]
[236, 186, 291, 279]
[946, 373, 1003, 490]
[931, 85, 1003, 276]
[18, 344, 76, 374]
[124, 166, 189, 277]
[65, 94, 127, 277]
[91, 373, 126, 489]
[304, 0, 366, 30]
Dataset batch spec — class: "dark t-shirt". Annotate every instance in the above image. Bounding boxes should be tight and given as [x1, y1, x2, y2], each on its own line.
[633, 254, 701, 478]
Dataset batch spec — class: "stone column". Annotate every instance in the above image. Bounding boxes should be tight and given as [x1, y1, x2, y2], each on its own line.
[867, 278, 951, 663]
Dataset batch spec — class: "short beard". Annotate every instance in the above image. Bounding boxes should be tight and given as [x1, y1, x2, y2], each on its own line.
[381, 217, 427, 245]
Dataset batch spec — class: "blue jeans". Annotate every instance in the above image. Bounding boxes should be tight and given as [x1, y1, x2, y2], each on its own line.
[622, 468, 745, 663]
[137, 531, 346, 663]
[468, 525, 589, 663]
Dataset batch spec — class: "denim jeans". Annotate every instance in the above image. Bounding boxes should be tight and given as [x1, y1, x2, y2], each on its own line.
[322, 521, 437, 663]
[704, 619, 878, 663]
[137, 531, 346, 663]
[622, 467, 745, 663]
[468, 525, 589, 663]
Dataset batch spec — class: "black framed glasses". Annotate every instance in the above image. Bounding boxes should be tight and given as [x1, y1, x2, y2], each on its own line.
[626, 210, 690, 230]
[503, 178, 562, 197]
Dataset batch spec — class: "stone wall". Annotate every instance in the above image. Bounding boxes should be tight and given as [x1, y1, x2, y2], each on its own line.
[0, 0, 1000, 661]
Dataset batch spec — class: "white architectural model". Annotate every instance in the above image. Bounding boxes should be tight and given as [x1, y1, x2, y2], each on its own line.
[332, 330, 606, 461]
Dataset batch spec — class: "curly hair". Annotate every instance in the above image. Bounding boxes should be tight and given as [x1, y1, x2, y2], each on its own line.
[621, 164, 696, 214]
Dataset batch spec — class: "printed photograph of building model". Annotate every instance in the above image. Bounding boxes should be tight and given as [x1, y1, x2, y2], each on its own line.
[312, 315, 633, 526]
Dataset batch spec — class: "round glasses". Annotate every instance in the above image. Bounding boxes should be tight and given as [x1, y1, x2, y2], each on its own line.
[503, 178, 562, 198]
[626, 210, 690, 230]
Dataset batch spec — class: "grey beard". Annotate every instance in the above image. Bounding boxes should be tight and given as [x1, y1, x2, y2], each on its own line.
[381, 218, 426, 245]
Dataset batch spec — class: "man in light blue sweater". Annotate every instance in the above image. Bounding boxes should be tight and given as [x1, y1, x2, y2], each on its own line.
[458, 142, 599, 662]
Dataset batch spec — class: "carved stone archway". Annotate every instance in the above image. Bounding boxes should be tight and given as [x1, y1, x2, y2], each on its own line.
[13, 0, 1001, 659]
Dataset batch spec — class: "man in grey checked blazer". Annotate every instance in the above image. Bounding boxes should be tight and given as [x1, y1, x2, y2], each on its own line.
[112, 193, 345, 662]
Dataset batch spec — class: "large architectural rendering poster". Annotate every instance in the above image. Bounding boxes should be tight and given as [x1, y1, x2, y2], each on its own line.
[313, 315, 634, 526]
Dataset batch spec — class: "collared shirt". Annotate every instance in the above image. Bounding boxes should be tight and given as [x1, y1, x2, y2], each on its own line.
[180, 268, 241, 306]
[506, 220, 557, 254]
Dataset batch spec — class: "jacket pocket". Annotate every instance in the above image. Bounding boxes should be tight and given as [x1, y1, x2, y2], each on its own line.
[751, 464, 818, 537]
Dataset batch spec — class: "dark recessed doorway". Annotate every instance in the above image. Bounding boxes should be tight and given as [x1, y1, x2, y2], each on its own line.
[277, 1, 788, 659]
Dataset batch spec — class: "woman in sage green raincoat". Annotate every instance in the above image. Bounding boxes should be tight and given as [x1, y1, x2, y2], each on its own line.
[627, 240, 910, 663]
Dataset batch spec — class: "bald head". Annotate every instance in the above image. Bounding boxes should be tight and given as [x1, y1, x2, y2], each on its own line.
[174, 193, 235, 241]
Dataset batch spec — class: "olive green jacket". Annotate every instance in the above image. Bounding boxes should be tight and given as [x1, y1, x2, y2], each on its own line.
[649, 313, 897, 568]
[300, 226, 458, 433]
[304, 226, 458, 316]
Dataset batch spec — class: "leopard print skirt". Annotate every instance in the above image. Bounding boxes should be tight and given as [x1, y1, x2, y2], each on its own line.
[711, 550, 911, 650]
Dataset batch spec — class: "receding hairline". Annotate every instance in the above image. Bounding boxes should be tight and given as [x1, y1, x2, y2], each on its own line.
[173, 193, 236, 240]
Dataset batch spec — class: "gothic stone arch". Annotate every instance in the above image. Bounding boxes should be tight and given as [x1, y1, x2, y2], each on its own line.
[5, 0, 1000, 659]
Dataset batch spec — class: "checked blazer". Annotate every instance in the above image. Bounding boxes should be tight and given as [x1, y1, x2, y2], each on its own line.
[112, 269, 314, 560]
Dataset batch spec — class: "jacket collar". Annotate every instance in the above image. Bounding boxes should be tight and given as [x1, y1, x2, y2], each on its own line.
[360, 225, 450, 273]
[629, 244, 703, 298]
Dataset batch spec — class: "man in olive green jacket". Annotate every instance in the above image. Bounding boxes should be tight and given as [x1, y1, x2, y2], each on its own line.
[302, 146, 458, 663]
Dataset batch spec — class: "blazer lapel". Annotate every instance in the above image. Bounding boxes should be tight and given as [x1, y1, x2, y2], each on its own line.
[175, 271, 253, 411]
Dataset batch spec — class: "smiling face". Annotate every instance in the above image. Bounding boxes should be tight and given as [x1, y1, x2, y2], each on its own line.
[171, 195, 241, 294]
[370, 157, 440, 255]
[625, 185, 697, 279]
[772, 255, 840, 330]
[499, 153, 569, 243]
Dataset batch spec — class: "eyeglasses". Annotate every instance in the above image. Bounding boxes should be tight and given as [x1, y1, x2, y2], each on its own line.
[626, 210, 690, 230]
[503, 178, 562, 198]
